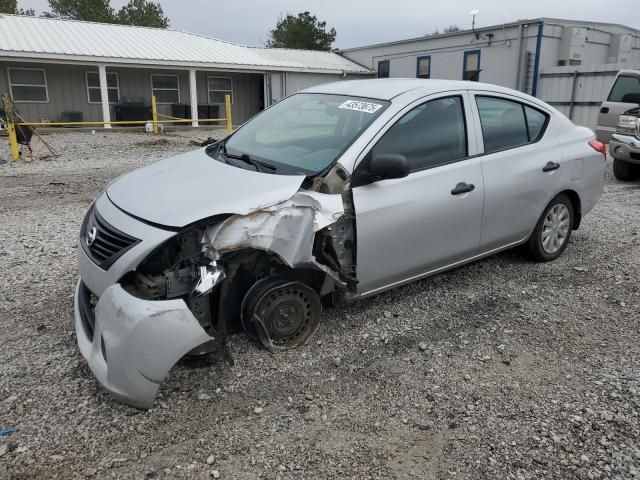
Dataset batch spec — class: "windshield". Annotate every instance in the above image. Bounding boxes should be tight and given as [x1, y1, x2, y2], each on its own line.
[209, 93, 389, 175]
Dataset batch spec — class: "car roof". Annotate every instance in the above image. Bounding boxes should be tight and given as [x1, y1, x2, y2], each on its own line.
[302, 78, 532, 102]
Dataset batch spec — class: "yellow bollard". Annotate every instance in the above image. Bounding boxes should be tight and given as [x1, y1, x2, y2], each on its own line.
[225, 94, 232, 133]
[7, 121, 20, 161]
[151, 95, 158, 135]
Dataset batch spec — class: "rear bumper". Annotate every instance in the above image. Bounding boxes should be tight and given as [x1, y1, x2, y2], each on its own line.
[610, 134, 640, 164]
[74, 279, 212, 409]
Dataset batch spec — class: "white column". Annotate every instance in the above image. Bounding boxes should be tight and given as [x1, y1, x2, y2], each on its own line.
[98, 64, 112, 129]
[189, 68, 199, 127]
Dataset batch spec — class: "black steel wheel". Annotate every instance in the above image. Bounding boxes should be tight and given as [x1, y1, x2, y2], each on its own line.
[241, 276, 322, 350]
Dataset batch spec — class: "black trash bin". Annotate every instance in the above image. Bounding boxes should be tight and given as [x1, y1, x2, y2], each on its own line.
[197, 105, 210, 125]
[115, 97, 152, 126]
[171, 104, 191, 120]
[208, 104, 220, 124]
[197, 104, 220, 126]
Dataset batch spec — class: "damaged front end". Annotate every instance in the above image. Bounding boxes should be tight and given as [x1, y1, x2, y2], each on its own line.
[78, 165, 357, 409]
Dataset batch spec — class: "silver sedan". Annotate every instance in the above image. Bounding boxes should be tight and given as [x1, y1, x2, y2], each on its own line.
[74, 79, 606, 408]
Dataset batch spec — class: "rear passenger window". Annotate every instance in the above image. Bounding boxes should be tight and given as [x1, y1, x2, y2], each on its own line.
[525, 106, 547, 141]
[372, 96, 467, 171]
[476, 96, 548, 153]
[608, 75, 640, 103]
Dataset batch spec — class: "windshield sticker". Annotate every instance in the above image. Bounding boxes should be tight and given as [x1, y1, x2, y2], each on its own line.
[339, 100, 383, 114]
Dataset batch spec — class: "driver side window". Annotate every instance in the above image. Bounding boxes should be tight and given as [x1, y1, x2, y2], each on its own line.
[372, 96, 468, 172]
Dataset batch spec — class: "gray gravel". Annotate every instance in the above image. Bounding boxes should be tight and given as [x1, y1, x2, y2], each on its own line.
[0, 131, 639, 480]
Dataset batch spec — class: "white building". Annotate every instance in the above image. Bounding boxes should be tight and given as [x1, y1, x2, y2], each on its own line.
[340, 18, 640, 127]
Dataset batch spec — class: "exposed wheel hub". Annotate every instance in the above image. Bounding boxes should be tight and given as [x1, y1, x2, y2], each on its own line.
[241, 277, 322, 351]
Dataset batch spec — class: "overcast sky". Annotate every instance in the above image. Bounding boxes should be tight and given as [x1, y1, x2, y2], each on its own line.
[19, 0, 639, 49]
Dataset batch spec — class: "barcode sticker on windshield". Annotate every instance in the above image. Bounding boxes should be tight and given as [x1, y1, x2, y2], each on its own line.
[339, 100, 383, 114]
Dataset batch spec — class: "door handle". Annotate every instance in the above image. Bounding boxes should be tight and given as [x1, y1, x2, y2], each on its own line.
[600, 107, 609, 114]
[451, 182, 475, 195]
[542, 161, 560, 172]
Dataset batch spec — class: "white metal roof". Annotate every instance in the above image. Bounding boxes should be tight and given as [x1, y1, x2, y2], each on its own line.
[0, 14, 371, 74]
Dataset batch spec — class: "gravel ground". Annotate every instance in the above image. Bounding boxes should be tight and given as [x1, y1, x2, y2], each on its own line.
[0, 130, 639, 480]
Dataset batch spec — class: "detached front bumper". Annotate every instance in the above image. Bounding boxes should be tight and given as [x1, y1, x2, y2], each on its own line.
[610, 134, 640, 164]
[74, 280, 212, 409]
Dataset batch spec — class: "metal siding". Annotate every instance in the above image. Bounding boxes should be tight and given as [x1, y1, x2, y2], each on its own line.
[342, 25, 534, 90]
[284, 72, 342, 95]
[341, 19, 640, 109]
[117, 68, 188, 116]
[196, 71, 263, 124]
[269, 73, 284, 103]
[230, 73, 262, 124]
[1, 61, 103, 122]
[0, 61, 263, 124]
[538, 62, 639, 128]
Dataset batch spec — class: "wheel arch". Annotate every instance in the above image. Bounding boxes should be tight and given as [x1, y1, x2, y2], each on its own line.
[214, 248, 330, 335]
[526, 189, 582, 244]
[557, 189, 582, 230]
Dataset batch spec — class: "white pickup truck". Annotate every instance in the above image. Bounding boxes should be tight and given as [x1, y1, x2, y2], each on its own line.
[596, 70, 640, 181]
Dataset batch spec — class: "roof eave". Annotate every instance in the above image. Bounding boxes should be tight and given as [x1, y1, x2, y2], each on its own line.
[0, 51, 372, 74]
[338, 18, 545, 52]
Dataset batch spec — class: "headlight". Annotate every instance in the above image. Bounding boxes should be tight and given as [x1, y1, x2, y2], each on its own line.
[616, 115, 640, 135]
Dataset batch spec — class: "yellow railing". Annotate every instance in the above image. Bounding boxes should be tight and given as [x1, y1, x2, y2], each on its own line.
[6, 94, 232, 161]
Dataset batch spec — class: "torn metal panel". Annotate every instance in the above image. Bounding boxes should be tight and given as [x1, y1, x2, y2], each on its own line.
[203, 191, 345, 269]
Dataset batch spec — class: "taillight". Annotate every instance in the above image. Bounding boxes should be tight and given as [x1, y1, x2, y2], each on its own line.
[588, 139, 606, 160]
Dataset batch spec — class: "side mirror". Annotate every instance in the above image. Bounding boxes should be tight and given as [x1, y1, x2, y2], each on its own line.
[368, 153, 410, 181]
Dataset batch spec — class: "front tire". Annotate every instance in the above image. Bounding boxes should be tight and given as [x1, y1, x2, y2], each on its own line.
[613, 159, 640, 181]
[526, 194, 574, 262]
[241, 276, 322, 351]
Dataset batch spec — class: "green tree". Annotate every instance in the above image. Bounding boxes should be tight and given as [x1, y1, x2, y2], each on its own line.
[0, 0, 34, 15]
[46, 0, 168, 27]
[117, 0, 168, 28]
[0, 0, 17, 13]
[266, 11, 336, 51]
[47, 0, 116, 22]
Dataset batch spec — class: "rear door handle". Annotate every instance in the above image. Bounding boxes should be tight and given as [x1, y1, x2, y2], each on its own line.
[542, 161, 560, 172]
[600, 107, 609, 114]
[451, 182, 475, 195]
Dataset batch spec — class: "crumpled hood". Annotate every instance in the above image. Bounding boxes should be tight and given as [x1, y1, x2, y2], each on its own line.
[107, 148, 306, 228]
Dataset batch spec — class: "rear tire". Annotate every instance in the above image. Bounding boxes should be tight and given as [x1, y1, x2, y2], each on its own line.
[526, 194, 574, 262]
[613, 159, 640, 181]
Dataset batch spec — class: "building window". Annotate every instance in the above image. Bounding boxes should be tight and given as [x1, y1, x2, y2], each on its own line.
[8, 68, 48, 102]
[463, 50, 481, 81]
[151, 74, 180, 104]
[208, 77, 233, 104]
[86, 71, 120, 104]
[378, 60, 390, 78]
[416, 56, 431, 79]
